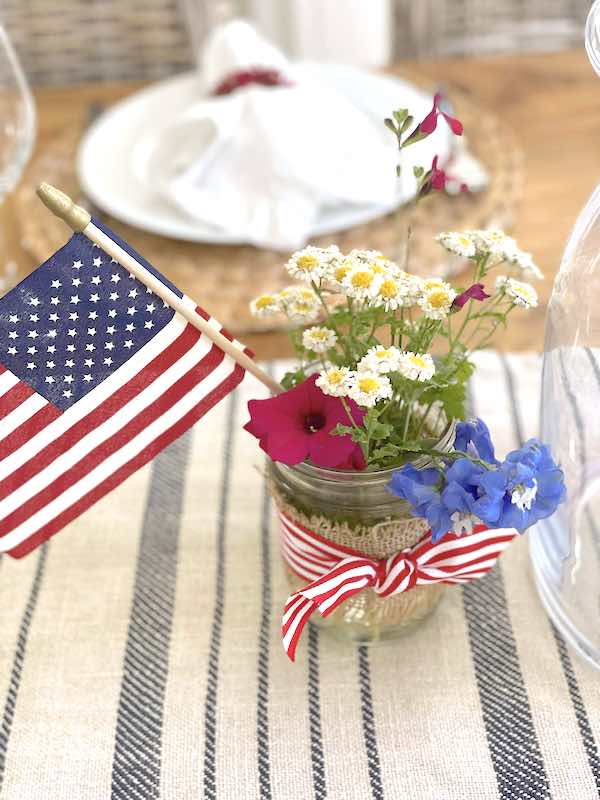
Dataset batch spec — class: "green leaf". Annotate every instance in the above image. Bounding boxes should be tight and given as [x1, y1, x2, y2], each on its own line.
[372, 443, 400, 460]
[384, 117, 397, 133]
[413, 165, 424, 178]
[280, 369, 306, 390]
[400, 114, 414, 133]
[396, 164, 402, 177]
[392, 108, 409, 124]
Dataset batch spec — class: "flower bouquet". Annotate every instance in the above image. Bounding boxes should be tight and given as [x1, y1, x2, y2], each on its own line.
[244, 96, 566, 661]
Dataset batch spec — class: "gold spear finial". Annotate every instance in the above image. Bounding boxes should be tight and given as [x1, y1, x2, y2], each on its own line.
[36, 183, 91, 233]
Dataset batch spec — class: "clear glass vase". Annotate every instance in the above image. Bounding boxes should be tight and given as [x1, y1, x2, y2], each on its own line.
[529, 0, 600, 670]
[268, 423, 455, 644]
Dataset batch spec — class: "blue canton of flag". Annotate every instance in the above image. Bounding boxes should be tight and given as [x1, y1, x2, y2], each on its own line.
[0, 220, 249, 558]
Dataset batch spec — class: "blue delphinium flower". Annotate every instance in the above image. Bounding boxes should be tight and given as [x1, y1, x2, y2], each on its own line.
[472, 438, 566, 532]
[454, 418, 499, 465]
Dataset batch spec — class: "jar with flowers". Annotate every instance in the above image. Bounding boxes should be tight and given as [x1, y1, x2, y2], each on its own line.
[244, 98, 566, 661]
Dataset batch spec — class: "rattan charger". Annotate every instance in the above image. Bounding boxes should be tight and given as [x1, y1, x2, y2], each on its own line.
[16, 82, 522, 336]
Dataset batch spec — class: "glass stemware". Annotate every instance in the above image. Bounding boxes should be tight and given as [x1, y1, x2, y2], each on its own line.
[0, 25, 35, 292]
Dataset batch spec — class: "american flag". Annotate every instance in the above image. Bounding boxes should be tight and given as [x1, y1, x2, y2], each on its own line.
[0, 220, 249, 558]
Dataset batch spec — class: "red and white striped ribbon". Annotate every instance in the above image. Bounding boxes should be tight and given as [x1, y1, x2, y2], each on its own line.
[279, 510, 517, 661]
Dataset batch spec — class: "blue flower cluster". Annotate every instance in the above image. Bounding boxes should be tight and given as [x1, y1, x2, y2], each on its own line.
[388, 419, 566, 542]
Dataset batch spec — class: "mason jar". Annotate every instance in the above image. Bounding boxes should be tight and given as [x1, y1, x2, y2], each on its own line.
[268, 422, 455, 644]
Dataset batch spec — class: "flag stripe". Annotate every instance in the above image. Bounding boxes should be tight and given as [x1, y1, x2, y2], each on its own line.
[0, 313, 189, 482]
[6, 362, 244, 557]
[111, 431, 191, 799]
[0, 383, 35, 421]
[0, 322, 200, 500]
[0, 341, 223, 533]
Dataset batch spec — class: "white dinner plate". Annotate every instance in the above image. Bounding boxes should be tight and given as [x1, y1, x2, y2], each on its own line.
[78, 63, 451, 244]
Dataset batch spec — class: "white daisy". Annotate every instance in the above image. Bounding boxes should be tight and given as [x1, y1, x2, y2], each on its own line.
[341, 264, 378, 302]
[327, 254, 361, 289]
[286, 245, 340, 282]
[316, 366, 354, 397]
[502, 238, 544, 279]
[418, 280, 457, 319]
[358, 345, 402, 374]
[397, 351, 436, 382]
[435, 231, 477, 259]
[302, 326, 337, 353]
[249, 293, 280, 317]
[371, 272, 420, 311]
[348, 371, 393, 408]
[497, 276, 538, 309]
[470, 229, 507, 265]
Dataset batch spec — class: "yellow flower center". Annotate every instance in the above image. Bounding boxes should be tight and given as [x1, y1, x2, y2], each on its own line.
[311, 331, 329, 341]
[423, 279, 444, 291]
[369, 262, 388, 274]
[427, 289, 450, 308]
[293, 301, 312, 314]
[378, 279, 398, 299]
[296, 254, 319, 272]
[375, 349, 390, 359]
[327, 370, 344, 385]
[351, 271, 374, 289]
[458, 236, 471, 246]
[409, 355, 427, 369]
[297, 288, 316, 301]
[358, 377, 379, 394]
[255, 295, 275, 309]
[334, 264, 351, 282]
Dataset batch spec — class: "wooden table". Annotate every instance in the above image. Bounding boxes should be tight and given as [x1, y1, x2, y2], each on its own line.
[19, 48, 600, 357]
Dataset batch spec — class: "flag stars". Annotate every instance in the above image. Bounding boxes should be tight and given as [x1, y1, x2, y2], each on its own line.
[105, 341, 115, 351]
[106, 325, 116, 335]
[65, 359, 75, 368]
[70, 295, 80, 305]
[91, 275, 101, 285]
[63, 375, 74, 384]
[83, 374, 92, 383]
[49, 313, 59, 322]
[127, 306, 137, 316]
[93, 257, 103, 267]
[124, 340, 133, 349]
[47, 329, 57, 339]
[29, 297, 41, 307]
[108, 309, 117, 319]
[26, 362, 36, 370]
[67, 329, 77, 338]
[45, 376, 55, 384]
[47, 345, 56, 354]
[69, 313, 79, 322]
[51, 280, 62, 289]
[87, 327, 96, 336]
[88, 311, 98, 320]
[8, 331, 18, 340]
[146, 303, 156, 313]
[72, 260, 82, 270]
[104, 357, 113, 366]
[27, 346, 37, 355]
[89, 294, 100, 303]
[50, 297, 60, 306]
[63, 390, 73, 399]
[128, 289, 138, 298]
[110, 274, 121, 284]
[125, 323, 135, 332]
[85, 343, 95, 352]
[7, 347, 17, 355]
[144, 320, 155, 330]
[72, 278, 82, 287]
[27, 330, 39, 339]
[8, 315, 18, 323]
[109, 292, 119, 301]
[66, 344, 76, 353]
[29, 314, 39, 322]
[46, 360, 55, 369]
[84, 358, 94, 367]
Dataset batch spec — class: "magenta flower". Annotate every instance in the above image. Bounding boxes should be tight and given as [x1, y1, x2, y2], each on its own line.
[453, 283, 490, 309]
[244, 374, 366, 469]
[419, 93, 464, 136]
[430, 155, 447, 190]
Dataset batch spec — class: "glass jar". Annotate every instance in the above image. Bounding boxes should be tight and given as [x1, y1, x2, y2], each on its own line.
[268, 423, 455, 644]
[529, 0, 600, 670]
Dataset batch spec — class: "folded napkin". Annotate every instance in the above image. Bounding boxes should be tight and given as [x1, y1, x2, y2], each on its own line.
[135, 20, 480, 251]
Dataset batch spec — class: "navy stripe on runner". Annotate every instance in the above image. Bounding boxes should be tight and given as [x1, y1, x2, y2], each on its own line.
[463, 360, 552, 799]
[357, 646, 384, 800]
[0, 544, 48, 793]
[307, 625, 327, 800]
[111, 430, 192, 799]
[203, 392, 237, 800]
[257, 480, 272, 799]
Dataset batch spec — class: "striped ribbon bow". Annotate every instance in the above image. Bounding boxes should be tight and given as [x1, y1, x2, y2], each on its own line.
[279, 511, 517, 661]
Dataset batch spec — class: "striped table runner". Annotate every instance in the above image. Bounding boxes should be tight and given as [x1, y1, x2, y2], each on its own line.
[0, 351, 599, 800]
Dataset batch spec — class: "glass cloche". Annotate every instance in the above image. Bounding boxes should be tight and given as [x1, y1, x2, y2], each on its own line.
[529, 0, 600, 669]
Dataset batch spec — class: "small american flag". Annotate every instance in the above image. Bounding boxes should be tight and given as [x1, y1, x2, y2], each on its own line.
[0, 220, 249, 558]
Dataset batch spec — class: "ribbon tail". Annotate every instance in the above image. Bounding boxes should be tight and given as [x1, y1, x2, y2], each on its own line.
[282, 593, 318, 662]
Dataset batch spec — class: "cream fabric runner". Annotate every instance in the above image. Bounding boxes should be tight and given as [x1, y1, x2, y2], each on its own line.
[0, 350, 599, 800]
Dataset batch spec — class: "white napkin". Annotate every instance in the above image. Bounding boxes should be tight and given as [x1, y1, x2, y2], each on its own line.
[135, 20, 402, 251]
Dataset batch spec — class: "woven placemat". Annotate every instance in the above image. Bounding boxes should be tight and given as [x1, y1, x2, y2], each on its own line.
[16, 83, 523, 335]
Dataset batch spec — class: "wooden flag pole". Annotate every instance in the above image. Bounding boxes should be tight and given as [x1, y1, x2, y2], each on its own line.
[36, 183, 282, 395]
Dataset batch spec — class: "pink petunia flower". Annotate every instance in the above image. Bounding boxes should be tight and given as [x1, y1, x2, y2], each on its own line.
[452, 283, 490, 309]
[419, 93, 464, 136]
[418, 156, 448, 198]
[244, 374, 366, 469]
